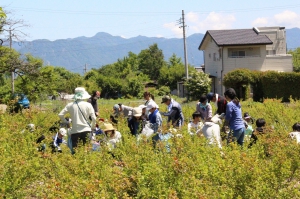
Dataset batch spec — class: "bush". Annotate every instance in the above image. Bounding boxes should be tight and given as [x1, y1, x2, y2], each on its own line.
[185, 71, 211, 101]
[224, 69, 300, 102]
[1, 99, 300, 198]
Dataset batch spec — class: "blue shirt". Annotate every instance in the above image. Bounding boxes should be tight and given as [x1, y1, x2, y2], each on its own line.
[225, 101, 244, 130]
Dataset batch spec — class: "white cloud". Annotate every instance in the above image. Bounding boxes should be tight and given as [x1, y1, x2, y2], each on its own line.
[252, 17, 269, 27]
[252, 10, 300, 28]
[163, 22, 182, 37]
[164, 12, 236, 36]
[186, 12, 199, 23]
[274, 10, 300, 27]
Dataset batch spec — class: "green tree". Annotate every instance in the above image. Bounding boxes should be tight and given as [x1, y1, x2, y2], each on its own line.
[138, 43, 165, 80]
[288, 48, 300, 72]
[0, 7, 6, 33]
[158, 54, 196, 91]
[185, 71, 211, 100]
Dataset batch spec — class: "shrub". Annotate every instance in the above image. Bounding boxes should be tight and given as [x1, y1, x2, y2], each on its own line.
[185, 71, 211, 101]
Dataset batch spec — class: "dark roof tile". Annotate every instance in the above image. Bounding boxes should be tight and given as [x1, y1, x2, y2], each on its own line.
[208, 29, 272, 46]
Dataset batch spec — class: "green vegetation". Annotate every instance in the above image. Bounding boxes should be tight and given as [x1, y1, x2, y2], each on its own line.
[224, 68, 300, 102]
[288, 47, 300, 72]
[1, 98, 300, 198]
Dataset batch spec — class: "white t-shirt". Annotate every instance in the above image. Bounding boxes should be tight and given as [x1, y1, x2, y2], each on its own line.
[289, 132, 300, 144]
[188, 121, 204, 135]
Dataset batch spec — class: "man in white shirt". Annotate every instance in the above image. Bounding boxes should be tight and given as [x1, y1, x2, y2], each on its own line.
[58, 87, 96, 153]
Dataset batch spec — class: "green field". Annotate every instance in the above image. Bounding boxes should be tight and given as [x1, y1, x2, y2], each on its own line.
[1, 98, 300, 198]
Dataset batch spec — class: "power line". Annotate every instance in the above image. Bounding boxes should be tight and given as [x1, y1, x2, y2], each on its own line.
[8, 4, 300, 15]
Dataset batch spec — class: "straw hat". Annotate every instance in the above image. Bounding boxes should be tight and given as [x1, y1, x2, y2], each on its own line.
[73, 87, 91, 100]
[103, 123, 116, 132]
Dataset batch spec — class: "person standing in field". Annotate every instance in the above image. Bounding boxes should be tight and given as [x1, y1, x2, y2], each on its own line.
[206, 92, 227, 115]
[161, 95, 184, 128]
[144, 91, 158, 118]
[58, 87, 96, 154]
[224, 88, 245, 146]
[87, 90, 101, 118]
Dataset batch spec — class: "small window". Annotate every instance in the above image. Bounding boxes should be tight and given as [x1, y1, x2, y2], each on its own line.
[209, 53, 211, 58]
[213, 53, 216, 61]
[231, 51, 245, 58]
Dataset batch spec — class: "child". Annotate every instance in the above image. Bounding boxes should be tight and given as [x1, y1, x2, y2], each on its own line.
[50, 128, 67, 153]
[289, 123, 300, 144]
[188, 112, 204, 136]
[249, 118, 266, 147]
[243, 112, 254, 140]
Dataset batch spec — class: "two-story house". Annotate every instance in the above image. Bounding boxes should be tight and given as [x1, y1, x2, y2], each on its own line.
[198, 26, 293, 94]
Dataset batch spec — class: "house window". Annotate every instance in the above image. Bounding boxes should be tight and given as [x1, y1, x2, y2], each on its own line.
[231, 51, 245, 58]
[213, 53, 216, 61]
[209, 53, 211, 58]
[266, 50, 276, 55]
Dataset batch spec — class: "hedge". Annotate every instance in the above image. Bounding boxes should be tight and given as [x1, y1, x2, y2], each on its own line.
[223, 69, 300, 102]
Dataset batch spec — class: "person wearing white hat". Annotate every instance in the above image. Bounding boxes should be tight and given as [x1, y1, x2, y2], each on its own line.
[128, 107, 143, 136]
[51, 128, 67, 153]
[147, 102, 162, 133]
[58, 87, 96, 153]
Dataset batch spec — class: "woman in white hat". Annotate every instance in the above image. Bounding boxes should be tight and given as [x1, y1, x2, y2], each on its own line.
[128, 107, 143, 136]
[58, 87, 96, 154]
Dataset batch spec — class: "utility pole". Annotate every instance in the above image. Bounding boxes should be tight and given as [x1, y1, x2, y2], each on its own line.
[9, 28, 14, 94]
[179, 10, 188, 80]
[83, 64, 87, 74]
[178, 10, 189, 99]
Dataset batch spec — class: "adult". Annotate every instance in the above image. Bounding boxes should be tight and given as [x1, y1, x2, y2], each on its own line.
[207, 92, 227, 115]
[58, 87, 96, 153]
[196, 95, 213, 122]
[128, 107, 143, 136]
[103, 123, 122, 149]
[144, 91, 158, 118]
[161, 95, 184, 128]
[147, 102, 162, 133]
[224, 88, 245, 146]
[113, 103, 133, 118]
[87, 90, 101, 117]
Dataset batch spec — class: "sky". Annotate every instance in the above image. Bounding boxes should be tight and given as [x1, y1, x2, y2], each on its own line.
[1, 0, 300, 41]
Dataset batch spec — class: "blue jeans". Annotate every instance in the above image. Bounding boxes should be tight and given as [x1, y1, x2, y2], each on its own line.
[228, 127, 245, 146]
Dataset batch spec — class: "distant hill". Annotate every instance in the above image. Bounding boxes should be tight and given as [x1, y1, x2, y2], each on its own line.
[10, 28, 300, 73]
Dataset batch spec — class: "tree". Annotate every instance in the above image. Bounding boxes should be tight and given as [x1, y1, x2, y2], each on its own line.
[138, 43, 165, 80]
[158, 54, 196, 91]
[288, 48, 300, 72]
[185, 71, 211, 101]
[0, 7, 6, 35]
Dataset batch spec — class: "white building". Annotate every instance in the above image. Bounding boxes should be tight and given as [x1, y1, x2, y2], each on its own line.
[198, 27, 293, 94]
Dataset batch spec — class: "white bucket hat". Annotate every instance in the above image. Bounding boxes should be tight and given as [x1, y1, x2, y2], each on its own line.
[132, 107, 142, 117]
[59, 128, 67, 136]
[73, 87, 91, 100]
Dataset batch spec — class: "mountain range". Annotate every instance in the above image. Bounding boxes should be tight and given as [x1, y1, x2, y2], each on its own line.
[10, 27, 300, 74]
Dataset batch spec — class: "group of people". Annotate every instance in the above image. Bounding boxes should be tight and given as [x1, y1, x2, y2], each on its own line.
[33, 86, 300, 154]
